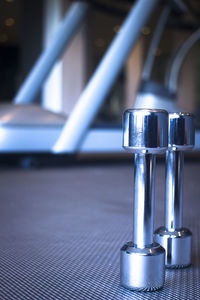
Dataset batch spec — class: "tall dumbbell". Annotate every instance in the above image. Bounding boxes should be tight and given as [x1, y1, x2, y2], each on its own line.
[154, 112, 195, 268]
[120, 109, 168, 291]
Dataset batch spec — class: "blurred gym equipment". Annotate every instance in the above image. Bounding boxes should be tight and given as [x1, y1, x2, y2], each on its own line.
[134, 3, 179, 113]
[0, 0, 200, 154]
[0, 0, 159, 154]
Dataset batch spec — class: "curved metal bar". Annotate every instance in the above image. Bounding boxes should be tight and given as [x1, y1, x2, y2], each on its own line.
[166, 28, 200, 93]
[14, 2, 89, 104]
[142, 4, 171, 81]
[53, 0, 159, 153]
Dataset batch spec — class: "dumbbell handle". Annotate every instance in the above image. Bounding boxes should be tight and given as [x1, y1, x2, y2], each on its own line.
[133, 153, 155, 248]
[165, 150, 184, 231]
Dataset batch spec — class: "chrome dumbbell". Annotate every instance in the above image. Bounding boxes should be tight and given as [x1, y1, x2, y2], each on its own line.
[154, 112, 195, 268]
[120, 109, 168, 291]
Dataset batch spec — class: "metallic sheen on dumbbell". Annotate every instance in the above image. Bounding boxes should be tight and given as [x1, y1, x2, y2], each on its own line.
[120, 109, 168, 291]
[154, 112, 195, 268]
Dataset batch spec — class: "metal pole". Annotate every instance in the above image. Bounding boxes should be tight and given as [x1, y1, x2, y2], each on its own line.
[165, 150, 184, 231]
[133, 153, 156, 248]
[14, 2, 89, 104]
[142, 4, 171, 81]
[53, 0, 159, 153]
[166, 28, 200, 94]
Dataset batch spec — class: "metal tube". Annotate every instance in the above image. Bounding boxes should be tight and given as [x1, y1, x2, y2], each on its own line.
[53, 0, 159, 153]
[14, 2, 89, 104]
[165, 150, 184, 231]
[133, 153, 156, 248]
[142, 4, 171, 81]
[166, 28, 200, 93]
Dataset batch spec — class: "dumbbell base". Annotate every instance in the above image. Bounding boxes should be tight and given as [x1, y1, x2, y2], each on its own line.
[154, 227, 192, 268]
[120, 242, 165, 291]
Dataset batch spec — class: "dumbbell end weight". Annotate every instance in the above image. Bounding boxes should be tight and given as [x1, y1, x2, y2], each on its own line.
[123, 109, 168, 154]
[120, 242, 165, 291]
[154, 227, 192, 268]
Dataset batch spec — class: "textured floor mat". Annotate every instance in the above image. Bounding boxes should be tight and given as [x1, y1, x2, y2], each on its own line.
[0, 162, 199, 299]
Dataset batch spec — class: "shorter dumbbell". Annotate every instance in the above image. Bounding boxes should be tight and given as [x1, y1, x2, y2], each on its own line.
[120, 109, 168, 291]
[154, 112, 195, 268]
